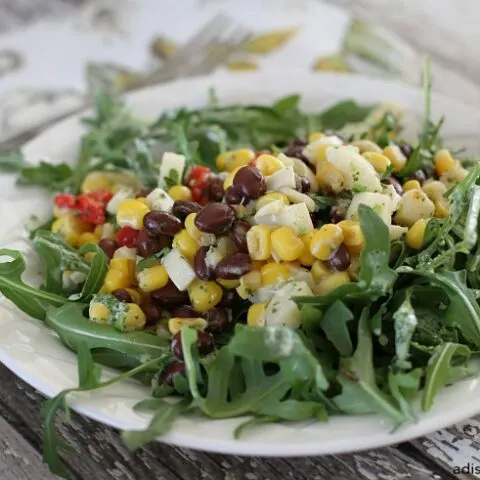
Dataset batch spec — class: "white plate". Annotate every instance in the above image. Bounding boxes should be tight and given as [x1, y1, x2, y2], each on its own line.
[1, 71, 480, 457]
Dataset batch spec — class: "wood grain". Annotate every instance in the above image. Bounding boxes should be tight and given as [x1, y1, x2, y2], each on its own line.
[0, 365, 450, 480]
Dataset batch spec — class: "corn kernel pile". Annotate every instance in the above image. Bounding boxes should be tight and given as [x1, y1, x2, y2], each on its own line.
[50, 134, 468, 341]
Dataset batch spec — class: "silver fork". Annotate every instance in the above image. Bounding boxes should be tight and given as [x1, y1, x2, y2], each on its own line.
[0, 14, 251, 152]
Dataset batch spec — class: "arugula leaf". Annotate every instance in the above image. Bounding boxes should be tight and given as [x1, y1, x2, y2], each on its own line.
[309, 100, 373, 131]
[309, 193, 336, 212]
[135, 248, 171, 272]
[17, 161, 73, 191]
[46, 303, 170, 368]
[421, 342, 472, 411]
[163, 169, 180, 189]
[388, 368, 422, 421]
[32, 230, 90, 294]
[0, 248, 68, 320]
[122, 399, 189, 451]
[334, 309, 405, 425]
[319, 300, 354, 357]
[125, 139, 157, 188]
[393, 290, 417, 369]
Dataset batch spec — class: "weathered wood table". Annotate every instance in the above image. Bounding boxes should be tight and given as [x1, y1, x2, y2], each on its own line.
[2, 1, 480, 479]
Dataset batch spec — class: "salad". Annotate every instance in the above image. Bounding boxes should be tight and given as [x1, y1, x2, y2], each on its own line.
[1, 62, 480, 477]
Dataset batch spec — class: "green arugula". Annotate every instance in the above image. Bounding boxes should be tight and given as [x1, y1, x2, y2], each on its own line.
[135, 248, 171, 272]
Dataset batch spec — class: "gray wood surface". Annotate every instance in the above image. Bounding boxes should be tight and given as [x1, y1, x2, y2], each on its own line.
[1, 1, 480, 479]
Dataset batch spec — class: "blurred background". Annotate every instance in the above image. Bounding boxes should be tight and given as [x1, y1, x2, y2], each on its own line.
[0, 0, 478, 148]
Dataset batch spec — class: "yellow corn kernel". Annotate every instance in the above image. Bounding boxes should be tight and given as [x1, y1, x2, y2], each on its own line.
[407, 219, 427, 250]
[236, 271, 262, 299]
[102, 269, 130, 293]
[168, 185, 192, 202]
[310, 224, 344, 260]
[137, 264, 169, 293]
[247, 303, 266, 327]
[78, 232, 98, 247]
[337, 220, 364, 247]
[383, 145, 406, 172]
[81, 171, 111, 193]
[232, 148, 256, 170]
[124, 303, 146, 331]
[216, 151, 231, 171]
[255, 154, 284, 176]
[188, 280, 223, 312]
[51, 213, 90, 247]
[434, 149, 456, 175]
[89, 302, 111, 324]
[217, 279, 240, 289]
[223, 166, 245, 190]
[271, 227, 305, 262]
[136, 197, 149, 207]
[298, 232, 315, 266]
[168, 317, 208, 335]
[434, 198, 449, 218]
[311, 260, 330, 281]
[351, 139, 382, 153]
[316, 162, 345, 193]
[116, 199, 150, 230]
[308, 131, 324, 143]
[247, 225, 272, 261]
[125, 288, 142, 304]
[362, 152, 391, 174]
[255, 192, 289, 212]
[110, 258, 136, 284]
[403, 180, 421, 192]
[173, 229, 200, 263]
[423, 180, 446, 202]
[260, 262, 291, 286]
[315, 272, 351, 295]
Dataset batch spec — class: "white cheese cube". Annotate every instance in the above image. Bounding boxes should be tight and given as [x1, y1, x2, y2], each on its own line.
[106, 188, 134, 215]
[327, 145, 382, 192]
[158, 152, 186, 189]
[394, 189, 435, 227]
[347, 192, 394, 226]
[162, 248, 196, 291]
[383, 184, 402, 211]
[390, 225, 408, 240]
[146, 188, 174, 212]
[205, 237, 236, 269]
[266, 166, 296, 191]
[254, 202, 314, 234]
[276, 153, 295, 167]
[302, 135, 343, 162]
[280, 187, 316, 212]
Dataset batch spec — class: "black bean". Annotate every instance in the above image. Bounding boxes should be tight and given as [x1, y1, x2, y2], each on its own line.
[382, 176, 403, 196]
[230, 219, 250, 253]
[224, 185, 245, 205]
[151, 280, 189, 307]
[300, 176, 311, 193]
[329, 207, 344, 224]
[194, 246, 215, 280]
[202, 307, 229, 333]
[197, 331, 215, 356]
[160, 361, 185, 386]
[98, 238, 118, 259]
[208, 176, 225, 202]
[135, 228, 161, 257]
[136, 187, 154, 198]
[171, 305, 197, 318]
[171, 201, 202, 222]
[399, 143, 414, 159]
[112, 289, 132, 303]
[233, 166, 266, 200]
[195, 203, 235, 234]
[143, 211, 182, 237]
[409, 169, 426, 185]
[326, 244, 351, 271]
[215, 253, 252, 279]
[141, 300, 161, 325]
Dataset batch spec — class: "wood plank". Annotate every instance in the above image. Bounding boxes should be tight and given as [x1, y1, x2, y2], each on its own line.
[0, 364, 450, 480]
[0, 414, 57, 480]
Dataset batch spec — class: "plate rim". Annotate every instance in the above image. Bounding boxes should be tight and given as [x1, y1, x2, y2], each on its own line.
[3, 69, 480, 457]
